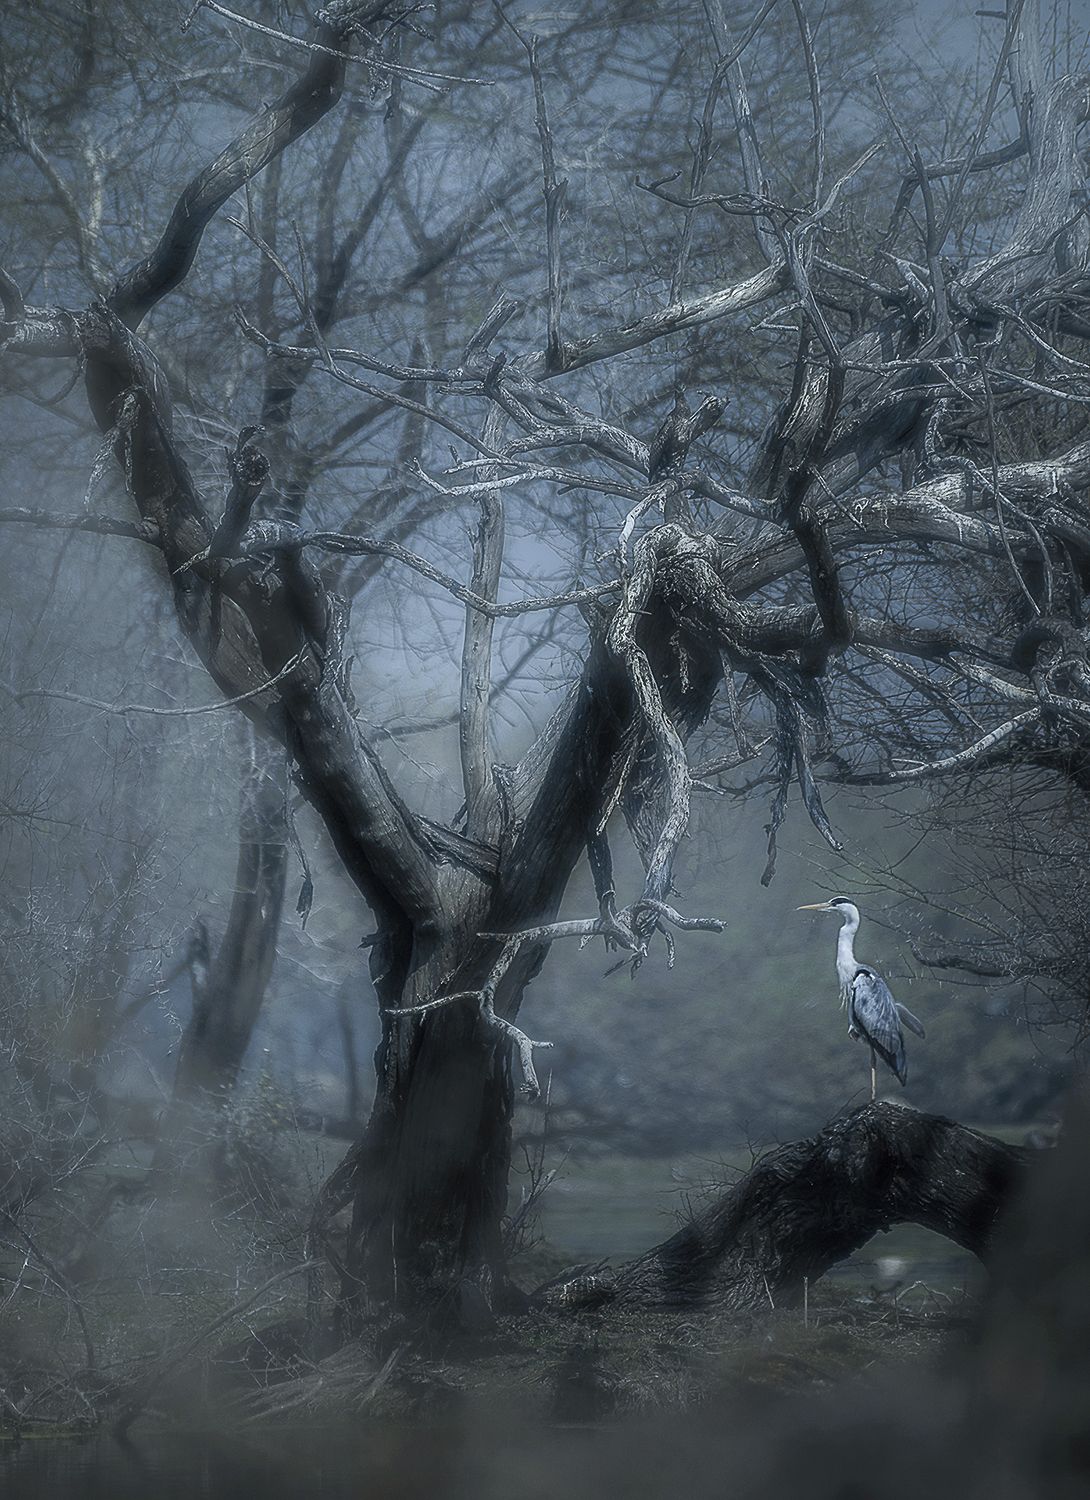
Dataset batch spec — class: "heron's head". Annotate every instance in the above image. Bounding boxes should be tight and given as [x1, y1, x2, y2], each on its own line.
[796, 897, 861, 921]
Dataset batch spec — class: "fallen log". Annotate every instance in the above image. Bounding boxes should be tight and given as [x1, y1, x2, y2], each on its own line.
[538, 1103, 1028, 1312]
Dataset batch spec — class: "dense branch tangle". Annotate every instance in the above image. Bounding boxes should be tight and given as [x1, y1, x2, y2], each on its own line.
[3, 0, 1090, 1316]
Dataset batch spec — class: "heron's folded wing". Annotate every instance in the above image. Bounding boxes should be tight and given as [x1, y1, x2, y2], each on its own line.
[851, 969, 908, 1085]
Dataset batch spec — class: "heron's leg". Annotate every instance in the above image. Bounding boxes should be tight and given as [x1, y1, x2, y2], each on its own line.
[870, 1049, 877, 1101]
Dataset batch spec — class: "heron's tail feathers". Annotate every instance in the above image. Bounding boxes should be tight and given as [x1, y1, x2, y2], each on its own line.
[896, 1002, 926, 1039]
[873, 1035, 908, 1087]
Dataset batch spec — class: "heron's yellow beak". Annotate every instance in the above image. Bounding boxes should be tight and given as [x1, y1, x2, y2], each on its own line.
[796, 902, 831, 911]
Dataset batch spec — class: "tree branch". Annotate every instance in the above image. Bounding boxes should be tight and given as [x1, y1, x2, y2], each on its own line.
[109, 1, 394, 328]
[459, 409, 506, 835]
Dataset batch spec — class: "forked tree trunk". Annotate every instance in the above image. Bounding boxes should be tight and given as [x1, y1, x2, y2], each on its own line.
[536, 1104, 1027, 1313]
[316, 645, 638, 1325]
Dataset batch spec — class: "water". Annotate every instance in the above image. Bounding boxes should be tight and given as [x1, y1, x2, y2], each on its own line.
[0, 1423, 666, 1500]
[2, 1427, 444, 1499]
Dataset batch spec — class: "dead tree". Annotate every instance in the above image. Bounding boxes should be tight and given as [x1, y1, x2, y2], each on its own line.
[2, 0, 1089, 1322]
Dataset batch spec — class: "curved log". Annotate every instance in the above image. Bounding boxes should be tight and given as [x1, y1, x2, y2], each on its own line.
[540, 1104, 1027, 1313]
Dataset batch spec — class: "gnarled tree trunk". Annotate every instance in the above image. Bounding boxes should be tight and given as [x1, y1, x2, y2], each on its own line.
[320, 645, 638, 1322]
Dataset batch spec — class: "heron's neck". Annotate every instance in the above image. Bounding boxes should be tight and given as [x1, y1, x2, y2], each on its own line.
[836, 910, 860, 999]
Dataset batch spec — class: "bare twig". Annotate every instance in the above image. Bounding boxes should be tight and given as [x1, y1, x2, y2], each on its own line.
[183, 0, 493, 90]
[1, 649, 307, 719]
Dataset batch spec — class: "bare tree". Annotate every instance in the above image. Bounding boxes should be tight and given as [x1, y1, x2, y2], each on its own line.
[3, 0, 1089, 1326]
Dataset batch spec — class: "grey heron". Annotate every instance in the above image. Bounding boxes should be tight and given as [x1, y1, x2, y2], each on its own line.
[797, 898, 925, 1100]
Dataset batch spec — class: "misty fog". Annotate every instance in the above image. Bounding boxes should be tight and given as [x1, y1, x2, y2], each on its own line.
[2, 0, 1089, 1495]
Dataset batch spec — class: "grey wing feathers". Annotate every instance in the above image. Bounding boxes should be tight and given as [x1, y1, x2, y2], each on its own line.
[896, 1002, 926, 1039]
[850, 968, 908, 1085]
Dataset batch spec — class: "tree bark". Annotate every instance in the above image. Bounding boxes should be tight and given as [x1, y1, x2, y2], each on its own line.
[323, 642, 637, 1325]
[538, 1104, 1027, 1313]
